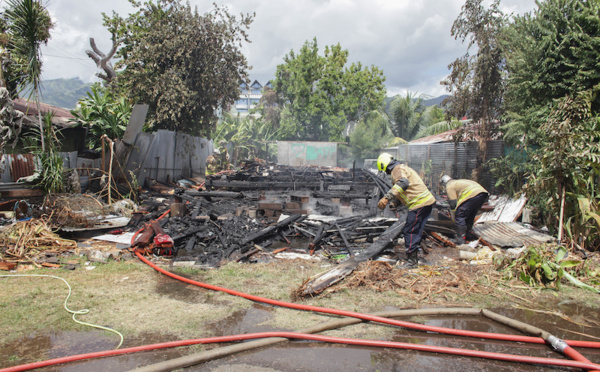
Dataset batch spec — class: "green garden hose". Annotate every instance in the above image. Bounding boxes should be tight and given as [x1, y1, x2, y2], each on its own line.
[0, 274, 124, 348]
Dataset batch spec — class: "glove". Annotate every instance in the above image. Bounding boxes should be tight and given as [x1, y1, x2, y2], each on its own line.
[448, 199, 457, 210]
[377, 197, 389, 210]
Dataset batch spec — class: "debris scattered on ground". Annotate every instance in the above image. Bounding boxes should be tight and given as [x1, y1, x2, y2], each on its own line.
[473, 221, 555, 248]
[0, 162, 590, 296]
[326, 260, 504, 304]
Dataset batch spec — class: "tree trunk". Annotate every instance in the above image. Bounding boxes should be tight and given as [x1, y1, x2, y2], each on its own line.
[35, 96, 45, 152]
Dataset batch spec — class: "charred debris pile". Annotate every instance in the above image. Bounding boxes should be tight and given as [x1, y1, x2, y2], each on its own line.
[130, 163, 412, 268]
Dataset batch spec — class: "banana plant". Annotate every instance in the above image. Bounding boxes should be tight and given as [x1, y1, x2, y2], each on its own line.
[506, 245, 585, 291]
[213, 112, 280, 163]
[70, 85, 132, 150]
[562, 171, 600, 251]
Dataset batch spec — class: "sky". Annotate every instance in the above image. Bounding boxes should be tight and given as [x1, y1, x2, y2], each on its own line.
[37, 0, 538, 98]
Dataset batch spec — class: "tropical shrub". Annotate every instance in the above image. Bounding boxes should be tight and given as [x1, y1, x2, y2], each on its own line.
[70, 85, 132, 150]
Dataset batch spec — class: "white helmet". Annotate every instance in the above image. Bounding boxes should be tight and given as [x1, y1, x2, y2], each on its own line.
[441, 175, 452, 185]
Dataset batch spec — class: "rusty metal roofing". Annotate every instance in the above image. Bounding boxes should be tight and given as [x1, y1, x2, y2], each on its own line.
[410, 129, 460, 144]
[473, 221, 555, 248]
[8, 154, 36, 181]
[12, 98, 75, 127]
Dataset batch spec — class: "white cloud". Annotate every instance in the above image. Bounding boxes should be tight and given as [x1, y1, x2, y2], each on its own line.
[39, 0, 537, 97]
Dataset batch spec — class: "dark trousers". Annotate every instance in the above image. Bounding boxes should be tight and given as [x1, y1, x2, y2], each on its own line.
[455, 192, 489, 230]
[403, 204, 433, 254]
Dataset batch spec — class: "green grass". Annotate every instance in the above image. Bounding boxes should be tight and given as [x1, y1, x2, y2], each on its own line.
[3, 256, 600, 351]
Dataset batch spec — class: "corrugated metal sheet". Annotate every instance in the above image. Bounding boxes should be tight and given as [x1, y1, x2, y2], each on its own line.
[392, 140, 504, 191]
[480, 140, 504, 193]
[125, 130, 211, 184]
[473, 221, 555, 248]
[478, 195, 527, 223]
[0, 152, 101, 183]
[9, 154, 36, 181]
[126, 132, 154, 182]
[410, 129, 460, 144]
[12, 98, 75, 127]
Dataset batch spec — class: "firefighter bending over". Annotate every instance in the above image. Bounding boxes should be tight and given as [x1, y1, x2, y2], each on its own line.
[440, 175, 489, 245]
[377, 153, 435, 268]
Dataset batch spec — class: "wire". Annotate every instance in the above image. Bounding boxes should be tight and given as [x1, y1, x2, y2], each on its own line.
[0, 274, 124, 349]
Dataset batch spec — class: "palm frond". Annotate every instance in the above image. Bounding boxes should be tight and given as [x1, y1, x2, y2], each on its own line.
[415, 120, 463, 139]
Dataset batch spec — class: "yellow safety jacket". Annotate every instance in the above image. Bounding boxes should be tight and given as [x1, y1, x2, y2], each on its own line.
[446, 179, 488, 209]
[387, 164, 435, 211]
[206, 155, 217, 175]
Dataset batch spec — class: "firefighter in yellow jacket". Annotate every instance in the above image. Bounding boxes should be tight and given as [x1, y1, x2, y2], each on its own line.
[440, 175, 489, 244]
[377, 153, 435, 268]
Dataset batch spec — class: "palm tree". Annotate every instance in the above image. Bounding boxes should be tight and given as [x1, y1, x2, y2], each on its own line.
[389, 92, 438, 141]
[415, 119, 466, 139]
[5, 0, 53, 151]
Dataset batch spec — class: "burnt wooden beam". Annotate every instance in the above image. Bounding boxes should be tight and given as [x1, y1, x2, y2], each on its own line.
[294, 224, 316, 238]
[172, 226, 208, 242]
[297, 218, 405, 297]
[308, 223, 330, 252]
[311, 191, 378, 199]
[361, 169, 388, 195]
[240, 214, 305, 247]
[184, 236, 197, 252]
[208, 180, 374, 191]
[184, 190, 244, 198]
[335, 222, 353, 257]
[236, 245, 263, 262]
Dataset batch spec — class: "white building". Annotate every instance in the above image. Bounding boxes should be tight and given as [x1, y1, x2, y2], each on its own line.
[235, 80, 272, 114]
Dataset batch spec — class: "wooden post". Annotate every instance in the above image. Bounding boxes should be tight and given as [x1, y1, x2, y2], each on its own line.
[101, 135, 106, 173]
[558, 184, 566, 242]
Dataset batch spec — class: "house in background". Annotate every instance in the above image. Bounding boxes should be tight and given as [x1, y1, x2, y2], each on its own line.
[235, 80, 272, 114]
[11, 98, 85, 153]
[0, 98, 89, 186]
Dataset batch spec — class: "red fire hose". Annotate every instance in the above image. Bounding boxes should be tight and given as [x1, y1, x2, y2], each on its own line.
[134, 250, 600, 349]
[4, 210, 600, 371]
[2, 331, 600, 372]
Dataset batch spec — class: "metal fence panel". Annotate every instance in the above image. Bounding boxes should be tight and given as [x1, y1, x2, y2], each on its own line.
[277, 141, 338, 167]
[393, 140, 504, 193]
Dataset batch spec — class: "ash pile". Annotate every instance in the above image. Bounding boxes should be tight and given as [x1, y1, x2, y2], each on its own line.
[130, 163, 399, 268]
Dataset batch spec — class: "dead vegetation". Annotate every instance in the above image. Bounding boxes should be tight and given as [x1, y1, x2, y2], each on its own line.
[43, 194, 109, 228]
[0, 219, 76, 263]
[324, 260, 503, 303]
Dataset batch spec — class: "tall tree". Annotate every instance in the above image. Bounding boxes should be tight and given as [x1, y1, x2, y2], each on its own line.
[502, 0, 600, 146]
[348, 110, 389, 161]
[498, 0, 600, 246]
[441, 0, 505, 169]
[274, 38, 386, 142]
[255, 86, 281, 133]
[3, 0, 53, 151]
[105, 0, 254, 137]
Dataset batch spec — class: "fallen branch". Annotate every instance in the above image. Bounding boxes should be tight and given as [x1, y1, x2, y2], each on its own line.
[294, 218, 405, 297]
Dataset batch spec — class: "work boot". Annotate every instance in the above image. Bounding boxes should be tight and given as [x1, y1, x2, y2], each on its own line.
[465, 223, 477, 241]
[454, 225, 467, 245]
[401, 251, 418, 268]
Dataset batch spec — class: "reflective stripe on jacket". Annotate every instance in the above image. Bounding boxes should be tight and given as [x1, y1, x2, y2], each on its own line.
[388, 164, 435, 211]
[446, 179, 488, 209]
